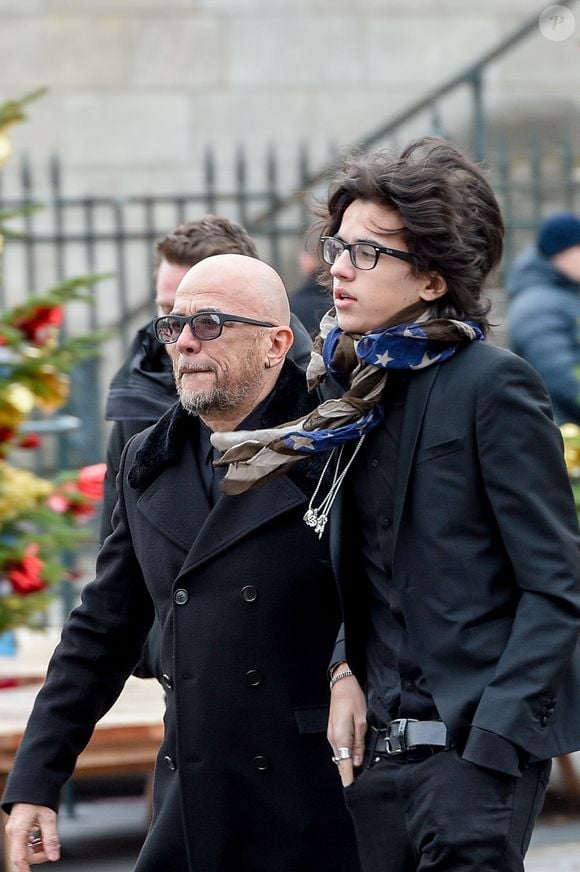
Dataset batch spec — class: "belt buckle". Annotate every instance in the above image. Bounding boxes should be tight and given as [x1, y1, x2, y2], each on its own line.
[384, 718, 417, 755]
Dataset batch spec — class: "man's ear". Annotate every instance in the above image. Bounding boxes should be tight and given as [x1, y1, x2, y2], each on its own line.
[419, 272, 447, 302]
[265, 326, 294, 369]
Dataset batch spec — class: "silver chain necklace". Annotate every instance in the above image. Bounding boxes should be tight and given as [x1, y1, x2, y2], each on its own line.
[303, 435, 366, 538]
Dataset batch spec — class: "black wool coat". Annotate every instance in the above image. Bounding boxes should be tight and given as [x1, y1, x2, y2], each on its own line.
[2, 361, 360, 872]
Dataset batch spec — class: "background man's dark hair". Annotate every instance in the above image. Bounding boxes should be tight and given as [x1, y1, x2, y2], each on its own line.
[154, 215, 259, 277]
[314, 136, 504, 331]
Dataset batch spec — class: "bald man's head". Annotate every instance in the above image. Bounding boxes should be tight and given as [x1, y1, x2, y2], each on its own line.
[174, 254, 290, 326]
[166, 254, 295, 431]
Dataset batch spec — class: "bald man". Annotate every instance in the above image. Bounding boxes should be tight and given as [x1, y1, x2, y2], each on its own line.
[3, 256, 360, 872]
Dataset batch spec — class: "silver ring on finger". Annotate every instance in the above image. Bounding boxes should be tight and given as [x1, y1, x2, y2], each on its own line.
[336, 746, 353, 760]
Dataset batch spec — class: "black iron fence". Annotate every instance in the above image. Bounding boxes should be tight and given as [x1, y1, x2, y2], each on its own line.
[0, 145, 329, 469]
[1, 137, 579, 470]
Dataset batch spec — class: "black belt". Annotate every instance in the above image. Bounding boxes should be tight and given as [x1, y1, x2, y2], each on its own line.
[368, 719, 449, 756]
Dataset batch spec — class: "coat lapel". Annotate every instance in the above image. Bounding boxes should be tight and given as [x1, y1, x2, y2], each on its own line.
[177, 474, 307, 576]
[134, 438, 307, 579]
[127, 360, 319, 574]
[135, 436, 211, 554]
[392, 365, 440, 546]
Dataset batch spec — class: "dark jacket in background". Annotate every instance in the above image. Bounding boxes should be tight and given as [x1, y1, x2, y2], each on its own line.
[290, 276, 332, 337]
[2, 361, 359, 872]
[506, 245, 580, 424]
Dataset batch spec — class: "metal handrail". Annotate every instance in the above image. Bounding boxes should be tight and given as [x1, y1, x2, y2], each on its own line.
[250, 0, 579, 228]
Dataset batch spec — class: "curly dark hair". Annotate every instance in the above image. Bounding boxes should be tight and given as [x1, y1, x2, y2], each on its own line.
[313, 137, 504, 332]
[154, 215, 259, 279]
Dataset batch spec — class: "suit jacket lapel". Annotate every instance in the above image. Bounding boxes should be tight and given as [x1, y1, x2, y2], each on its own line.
[392, 365, 440, 545]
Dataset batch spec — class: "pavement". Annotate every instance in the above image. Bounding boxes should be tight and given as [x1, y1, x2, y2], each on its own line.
[528, 819, 580, 871]
[46, 790, 580, 872]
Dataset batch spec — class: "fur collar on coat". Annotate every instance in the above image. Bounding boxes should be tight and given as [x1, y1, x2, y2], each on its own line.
[127, 359, 325, 492]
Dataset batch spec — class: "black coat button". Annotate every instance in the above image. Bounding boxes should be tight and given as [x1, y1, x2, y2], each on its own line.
[174, 589, 188, 605]
[164, 755, 176, 771]
[241, 585, 258, 603]
[162, 674, 173, 691]
[246, 669, 262, 687]
[381, 517, 392, 529]
[403, 679, 415, 691]
[253, 755, 269, 771]
[371, 458, 380, 468]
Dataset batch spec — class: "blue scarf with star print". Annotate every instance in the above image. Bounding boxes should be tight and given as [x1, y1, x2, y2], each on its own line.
[211, 311, 484, 494]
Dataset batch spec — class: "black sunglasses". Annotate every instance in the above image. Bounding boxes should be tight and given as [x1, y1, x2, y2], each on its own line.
[320, 236, 418, 270]
[153, 311, 275, 344]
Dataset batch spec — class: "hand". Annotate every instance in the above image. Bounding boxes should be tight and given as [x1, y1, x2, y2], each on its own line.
[6, 803, 60, 869]
[327, 664, 367, 787]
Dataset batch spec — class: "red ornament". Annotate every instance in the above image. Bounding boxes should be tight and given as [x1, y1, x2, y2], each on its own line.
[8, 543, 45, 595]
[77, 463, 107, 502]
[13, 305, 64, 344]
[18, 433, 42, 450]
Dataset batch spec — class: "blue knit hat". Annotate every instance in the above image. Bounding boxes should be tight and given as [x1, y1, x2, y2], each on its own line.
[537, 212, 580, 257]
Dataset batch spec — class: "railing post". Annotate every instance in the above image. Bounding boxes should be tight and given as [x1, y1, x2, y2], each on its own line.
[429, 102, 449, 141]
[470, 70, 486, 163]
[530, 137, 543, 228]
[21, 154, 37, 297]
[204, 146, 217, 215]
[235, 144, 249, 229]
[266, 144, 281, 272]
[562, 136, 575, 212]
[495, 137, 513, 271]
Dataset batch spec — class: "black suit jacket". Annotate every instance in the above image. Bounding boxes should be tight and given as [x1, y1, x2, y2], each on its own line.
[331, 340, 580, 767]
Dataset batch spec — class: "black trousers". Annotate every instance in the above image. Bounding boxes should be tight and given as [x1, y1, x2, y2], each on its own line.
[343, 749, 551, 872]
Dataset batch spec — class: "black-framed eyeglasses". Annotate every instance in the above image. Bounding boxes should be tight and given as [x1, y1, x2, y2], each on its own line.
[153, 311, 275, 344]
[320, 236, 417, 270]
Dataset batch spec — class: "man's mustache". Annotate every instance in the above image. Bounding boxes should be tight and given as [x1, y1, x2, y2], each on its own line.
[176, 363, 217, 376]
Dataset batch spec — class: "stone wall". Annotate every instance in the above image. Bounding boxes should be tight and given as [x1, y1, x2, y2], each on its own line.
[1, 0, 579, 197]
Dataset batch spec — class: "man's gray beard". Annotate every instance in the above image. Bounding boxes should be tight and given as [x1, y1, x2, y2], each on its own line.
[174, 348, 265, 418]
[178, 386, 243, 416]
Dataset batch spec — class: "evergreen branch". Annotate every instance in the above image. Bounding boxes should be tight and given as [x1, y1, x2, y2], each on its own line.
[0, 204, 43, 222]
[0, 88, 48, 128]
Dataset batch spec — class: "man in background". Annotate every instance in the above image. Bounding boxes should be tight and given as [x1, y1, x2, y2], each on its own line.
[290, 249, 331, 337]
[506, 211, 580, 424]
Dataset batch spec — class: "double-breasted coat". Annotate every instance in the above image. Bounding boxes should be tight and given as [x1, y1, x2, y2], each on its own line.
[2, 362, 359, 871]
[331, 340, 580, 768]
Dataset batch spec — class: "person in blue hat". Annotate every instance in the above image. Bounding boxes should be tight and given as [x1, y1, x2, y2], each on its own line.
[506, 211, 580, 424]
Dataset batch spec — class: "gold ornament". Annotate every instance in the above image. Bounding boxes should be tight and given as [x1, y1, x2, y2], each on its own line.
[0, 131, 12, 166]
[5, 382, 35, 414]
[561, 424, 580, 478]
[33, 366, 70, 412]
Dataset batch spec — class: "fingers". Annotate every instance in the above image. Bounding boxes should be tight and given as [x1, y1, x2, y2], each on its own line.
[337, 758, 354, 787]
[6, 804, 60, 869]
[352, 710, 368, 768]
[328, 667, 368, 784]
[328, 670, 367, 765]
[333, 750, 355, 788]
